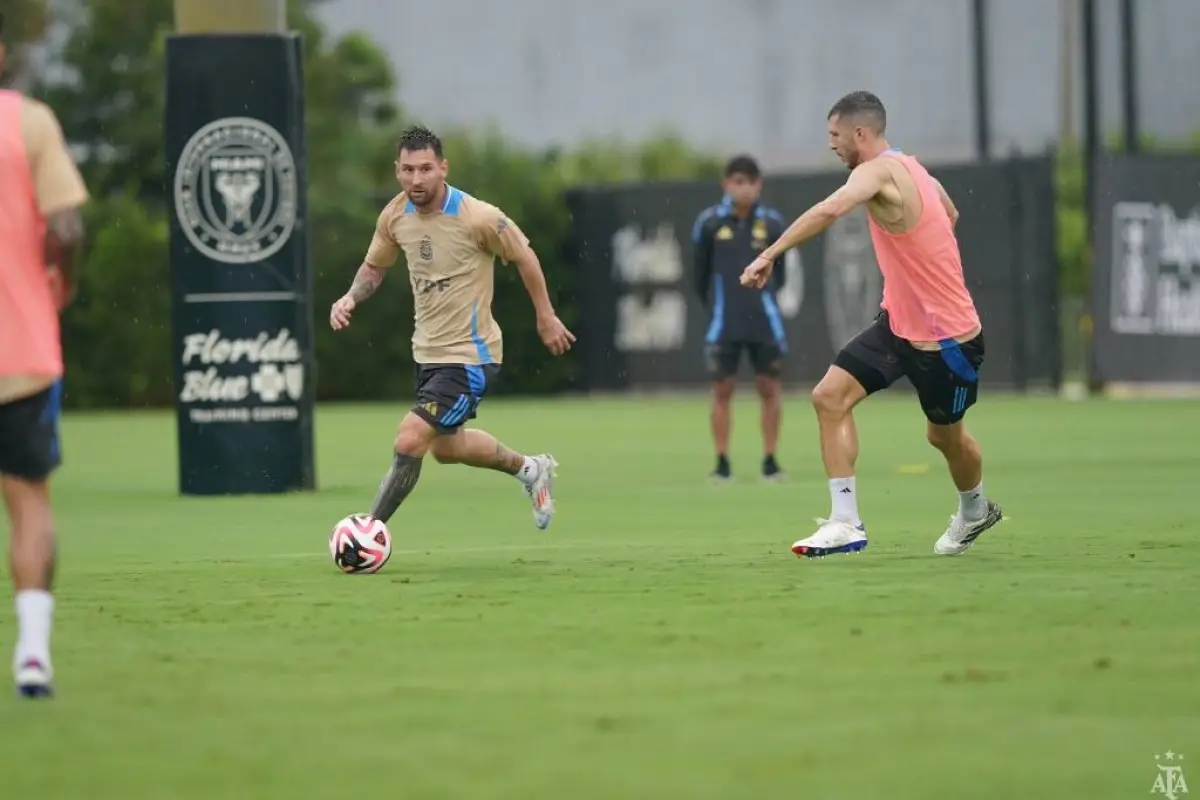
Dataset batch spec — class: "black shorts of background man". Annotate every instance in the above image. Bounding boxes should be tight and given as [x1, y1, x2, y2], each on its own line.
[691, 155, 789, 483]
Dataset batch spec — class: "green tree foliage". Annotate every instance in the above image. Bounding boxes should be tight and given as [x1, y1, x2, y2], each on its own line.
[34, 0, 410, 408]
[31, 0, 719, 408]
[0, 0, 49, 84]
[1055, 143, 1089, 298]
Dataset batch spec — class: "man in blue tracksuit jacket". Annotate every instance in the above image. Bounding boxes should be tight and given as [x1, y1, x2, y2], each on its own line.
[692, 154, 788, 483]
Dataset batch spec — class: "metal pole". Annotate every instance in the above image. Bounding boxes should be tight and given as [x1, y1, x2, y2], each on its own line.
[971, 0, 991, 160]
[1081, 0, 1099, 225]
[1081, 0, 1102, 393]
[1058, 0, 1077, 145]
[174, 0, 286, 33]
[1119, 0, 1139, 153]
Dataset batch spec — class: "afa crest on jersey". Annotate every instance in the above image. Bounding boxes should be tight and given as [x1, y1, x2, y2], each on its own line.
[752, 218, 769, 246]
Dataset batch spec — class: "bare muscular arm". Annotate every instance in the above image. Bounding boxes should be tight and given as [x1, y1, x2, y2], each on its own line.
[45, 208, 85, 306]
[741, 161, 888, 288]
[933, 178, 960, 228]
[512, 247, 576, 356]
[348, 262, 387, 303]
[331, 263, 388, 330]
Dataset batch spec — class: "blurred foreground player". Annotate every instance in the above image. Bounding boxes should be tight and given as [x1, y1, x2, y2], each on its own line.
[0, 11, 89, 697]
[691, 155, 788, 482]
[330, 126, 574, 530]
[741, 91, 1003, 557]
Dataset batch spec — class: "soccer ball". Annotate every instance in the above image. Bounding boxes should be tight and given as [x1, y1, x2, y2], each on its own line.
[329, 514, 392, 574]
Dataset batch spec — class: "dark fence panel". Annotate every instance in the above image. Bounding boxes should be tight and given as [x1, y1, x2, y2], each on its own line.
[1091, 154, 1200, 384]
[567, 156, 1059, 392]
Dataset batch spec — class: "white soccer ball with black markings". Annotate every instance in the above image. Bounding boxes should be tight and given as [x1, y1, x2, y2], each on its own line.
[329, 514, 392, 575]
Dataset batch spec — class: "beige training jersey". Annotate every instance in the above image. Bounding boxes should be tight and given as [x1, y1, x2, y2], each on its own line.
[365, 186, 530, 365]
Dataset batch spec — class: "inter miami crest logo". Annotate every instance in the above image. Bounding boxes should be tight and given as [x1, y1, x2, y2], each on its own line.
[823, 207, 882, 349]
[173, 117, 298, 265]
[419, 235, 434, 261]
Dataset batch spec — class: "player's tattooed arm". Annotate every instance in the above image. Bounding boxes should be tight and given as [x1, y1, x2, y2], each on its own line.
[332, 262, 386, 329]
[348, 263, 387, 303]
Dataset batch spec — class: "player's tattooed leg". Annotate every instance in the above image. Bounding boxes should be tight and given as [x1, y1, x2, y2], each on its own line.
[369, 452, 423, 523]
[493, 441, 525, 475]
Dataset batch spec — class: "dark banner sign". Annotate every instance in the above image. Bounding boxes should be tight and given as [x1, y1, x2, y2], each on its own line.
[165, 33, 316, 495]
[567, 156, 1059, 392]
[1091, 154, 1200, 384]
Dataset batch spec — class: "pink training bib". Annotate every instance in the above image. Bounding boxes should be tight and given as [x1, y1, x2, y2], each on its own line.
[0, 90, 62, 382]
[868, 150, 980, 342]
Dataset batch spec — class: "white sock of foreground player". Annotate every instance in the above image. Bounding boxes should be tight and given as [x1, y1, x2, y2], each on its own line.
[958, 482, 987, 522]
[829, 477, 861, 526]
[515, 456, 540, 486]
[14, 590, 53, 672]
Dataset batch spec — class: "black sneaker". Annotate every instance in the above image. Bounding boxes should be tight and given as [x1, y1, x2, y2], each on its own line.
[762, 454, 785, 483]
[710, 455, 732, 483]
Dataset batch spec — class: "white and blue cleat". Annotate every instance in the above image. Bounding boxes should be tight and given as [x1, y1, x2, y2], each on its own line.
[792, 518, 869, 559]
[15, 658, 53, 699]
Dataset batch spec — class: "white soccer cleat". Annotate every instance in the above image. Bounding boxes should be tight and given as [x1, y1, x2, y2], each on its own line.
[525, 454, 557, 530]
[15, 658, 53, 699]
[933, 500, 1004, 555]
[791, 518, 869, 559]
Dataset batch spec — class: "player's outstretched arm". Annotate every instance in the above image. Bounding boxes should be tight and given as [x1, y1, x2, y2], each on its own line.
[476, 204, 575, 356]
[330, 263, 386, 331]
[513, 248, 575, 356]
[740, 162, 887, 289]
[332, 203, 401, 331]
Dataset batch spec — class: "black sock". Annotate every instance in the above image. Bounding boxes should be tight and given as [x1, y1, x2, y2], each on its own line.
[369, 453, 423, 523]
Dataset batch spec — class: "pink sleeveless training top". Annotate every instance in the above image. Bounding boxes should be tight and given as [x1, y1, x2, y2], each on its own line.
[0, 90, 61, 382]
[869, 150, 980, 342]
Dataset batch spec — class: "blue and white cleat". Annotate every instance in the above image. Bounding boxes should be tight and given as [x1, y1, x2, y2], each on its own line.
[15, 658, 53, 699]
[526, 454, 558, 530]
[792, 518, 869, 559]
[934, 500, 1004, 555]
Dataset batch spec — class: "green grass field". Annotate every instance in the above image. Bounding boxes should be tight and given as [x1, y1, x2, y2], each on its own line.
[0, 393, 1197, 799]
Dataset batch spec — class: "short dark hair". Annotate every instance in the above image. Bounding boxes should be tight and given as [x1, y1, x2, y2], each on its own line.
[828, 91, 887, 133]
[0, 11, 6, 38]
[397, 125, 443, 159]
[724, 154, 761, 180]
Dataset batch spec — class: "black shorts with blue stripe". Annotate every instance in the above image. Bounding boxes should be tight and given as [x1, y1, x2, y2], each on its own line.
[834, 311, 985, 426]
[411, 363, 501, 434]
[0, 381, 63, 481]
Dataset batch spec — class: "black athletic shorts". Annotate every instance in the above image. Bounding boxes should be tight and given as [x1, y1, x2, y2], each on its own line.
[411, 363, 502, 434]
[705, 341, 784, 380]
[0, 382, 63, 481]
[834, 311, 985, 425]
